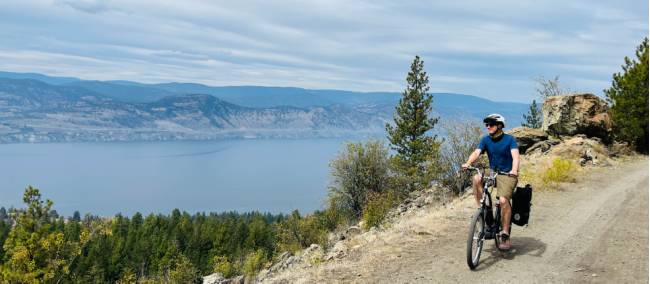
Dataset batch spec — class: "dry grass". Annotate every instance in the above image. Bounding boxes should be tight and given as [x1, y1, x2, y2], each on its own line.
[542, 157, 578, 187]
[520, 152, 582, 192]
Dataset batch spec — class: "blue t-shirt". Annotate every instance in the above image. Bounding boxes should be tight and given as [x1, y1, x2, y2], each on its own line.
[477, 134, 518, 172]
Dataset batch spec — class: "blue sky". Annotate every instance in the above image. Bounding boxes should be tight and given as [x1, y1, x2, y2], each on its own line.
[0, 0, 647, 102]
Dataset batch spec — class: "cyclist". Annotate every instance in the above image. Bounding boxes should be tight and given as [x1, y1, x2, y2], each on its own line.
[462, 113, 520, 250]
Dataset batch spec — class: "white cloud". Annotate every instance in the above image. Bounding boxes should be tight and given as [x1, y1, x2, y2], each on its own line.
[0, 0, 646, 102]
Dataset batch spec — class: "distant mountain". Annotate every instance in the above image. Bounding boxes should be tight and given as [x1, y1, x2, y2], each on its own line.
[64, 80, 176, 103]
[0, 71, 529, 143]
[0, 78, 387, 143]
[0, 71, 81, 85]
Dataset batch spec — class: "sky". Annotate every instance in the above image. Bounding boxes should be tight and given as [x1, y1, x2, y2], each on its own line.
[0, 0, 647, 102]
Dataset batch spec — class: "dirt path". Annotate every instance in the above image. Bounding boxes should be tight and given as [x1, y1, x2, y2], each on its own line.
[264, 157, 648, 283]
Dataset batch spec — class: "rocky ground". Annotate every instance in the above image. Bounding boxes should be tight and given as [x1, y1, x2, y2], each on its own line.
[258, 154, 648, 283]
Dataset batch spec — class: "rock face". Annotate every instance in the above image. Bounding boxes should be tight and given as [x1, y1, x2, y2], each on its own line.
[542, 93, 612, 141]
[203, 273, 225, 284]
[202, 272, 244, 284]
[508, 127, 548, 154]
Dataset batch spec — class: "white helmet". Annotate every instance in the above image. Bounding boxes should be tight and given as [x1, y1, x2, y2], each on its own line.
[483, 113, 506, 127]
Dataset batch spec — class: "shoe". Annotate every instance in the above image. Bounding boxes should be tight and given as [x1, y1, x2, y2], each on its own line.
[498, 232, 511, 250]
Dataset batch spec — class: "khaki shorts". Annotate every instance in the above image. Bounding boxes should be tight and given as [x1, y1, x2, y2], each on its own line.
[496, 175, 518, 199]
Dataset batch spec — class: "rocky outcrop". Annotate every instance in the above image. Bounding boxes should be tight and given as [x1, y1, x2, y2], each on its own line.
[542, 93, 612, 141]
[508, 127, 548, 154]
[203, 273, 226, 284]
[526, 139, 561, 154]
[256, 244, 324, 282]
[202, 273, 244, 284]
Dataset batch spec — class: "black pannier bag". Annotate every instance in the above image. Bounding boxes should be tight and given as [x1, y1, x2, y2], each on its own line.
[511, 184, 532, 226]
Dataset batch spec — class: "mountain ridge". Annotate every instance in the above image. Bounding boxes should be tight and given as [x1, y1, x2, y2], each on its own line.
[0, 71, 529, 143]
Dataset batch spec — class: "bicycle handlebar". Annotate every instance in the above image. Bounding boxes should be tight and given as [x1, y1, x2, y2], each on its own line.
[461, 166, 515, 177]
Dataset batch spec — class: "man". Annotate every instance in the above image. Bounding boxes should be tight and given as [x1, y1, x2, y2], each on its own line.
[462, 113, 520, 250]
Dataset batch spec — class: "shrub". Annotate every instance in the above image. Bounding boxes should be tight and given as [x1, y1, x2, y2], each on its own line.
[542, 158, 576, 187]
[243, 249, 267, 277]
[275, 210, 328, 253]
[168, 254, 200, 284]
[436, 120, 486, 195]
[328, 140, 391, 219]
[362, 190, 400, 229]
[212, 255, 236, 278]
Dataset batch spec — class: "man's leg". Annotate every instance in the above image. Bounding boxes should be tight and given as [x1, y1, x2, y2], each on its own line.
[472, 174, 482, 207]
[499, 196, 511, 234]
[499, 196, 512, 249]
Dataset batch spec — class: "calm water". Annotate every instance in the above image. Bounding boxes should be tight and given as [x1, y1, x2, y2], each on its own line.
[0, 139, 358, 216]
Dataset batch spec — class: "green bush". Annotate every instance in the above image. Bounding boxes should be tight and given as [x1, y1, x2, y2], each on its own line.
[169, 254, 200, 284]
[242, 249, 267, 277]
[328, 140, 391, 219]
[362, 190, 399, 229]
[212, 255, 236, 278]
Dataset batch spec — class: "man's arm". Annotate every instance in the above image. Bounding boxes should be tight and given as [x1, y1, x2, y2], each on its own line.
[462, 149, 482, 168]
[509, 148, 520, 176]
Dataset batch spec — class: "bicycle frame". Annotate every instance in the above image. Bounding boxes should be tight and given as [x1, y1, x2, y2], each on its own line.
[466, 166, 512, 269]
[476, 168, 500, 239]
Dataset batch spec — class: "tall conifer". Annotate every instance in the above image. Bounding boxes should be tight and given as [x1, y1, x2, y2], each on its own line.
[522, 99, 542, 128]
[386, 56, 440, 190]
[605, 38, 649, 153]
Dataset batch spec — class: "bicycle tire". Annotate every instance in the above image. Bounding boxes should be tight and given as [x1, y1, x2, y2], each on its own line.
[495, 207, 501, 250]
[467, 210, 484, 270]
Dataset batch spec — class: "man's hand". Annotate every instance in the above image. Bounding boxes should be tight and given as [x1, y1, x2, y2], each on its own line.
[508, 170, 518, 177]
[461, 163, 470, 169]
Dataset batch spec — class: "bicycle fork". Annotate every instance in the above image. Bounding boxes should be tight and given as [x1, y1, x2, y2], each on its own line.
[483, 203, 499, 240]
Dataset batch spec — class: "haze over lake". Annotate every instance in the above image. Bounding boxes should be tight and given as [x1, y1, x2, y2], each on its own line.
[0, 139, 358, 216]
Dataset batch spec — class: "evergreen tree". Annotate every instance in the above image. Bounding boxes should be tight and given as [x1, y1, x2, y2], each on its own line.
[522, 99, 542, 128]
[386, 55, 441, 191]
[0, 207, 7, 222]
[1, 186, 84, 283]
[605, 37, 649, 153]
[72, 210, 81, 222]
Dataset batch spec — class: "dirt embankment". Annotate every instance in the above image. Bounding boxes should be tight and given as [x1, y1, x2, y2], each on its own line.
[263, 157, 648, 283]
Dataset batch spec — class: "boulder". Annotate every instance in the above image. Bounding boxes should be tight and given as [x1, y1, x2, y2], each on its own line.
[526, 139, 561, 154]
[345, 226, 362, 238]
[203, 273, 245, 284]
[508, 127, 548, 154]
[325, 241, 348, 260]
[542, 94, 612, 141]
[203, 273, 225, 284]
[228, 275, 244, 284]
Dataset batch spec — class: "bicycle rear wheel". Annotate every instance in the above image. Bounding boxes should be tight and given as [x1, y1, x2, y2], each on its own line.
[466, 210, 484, 270]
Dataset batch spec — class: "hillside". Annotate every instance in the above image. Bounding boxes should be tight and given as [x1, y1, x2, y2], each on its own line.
[257, 145, 648, 283]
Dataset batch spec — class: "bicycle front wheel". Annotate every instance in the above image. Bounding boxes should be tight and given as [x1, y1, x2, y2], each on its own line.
[466, 210, 484, 270]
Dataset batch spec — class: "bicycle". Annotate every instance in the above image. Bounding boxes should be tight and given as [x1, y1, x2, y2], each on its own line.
[464, 166, 512, 270]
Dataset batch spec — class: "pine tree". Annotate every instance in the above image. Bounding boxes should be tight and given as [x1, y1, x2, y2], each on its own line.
[72, 210, 81, 222]
[386, 55, 441, 191]
[522, 100, 542, 128]
[1, 186, 84, 283]
[605, 37, 649, 153]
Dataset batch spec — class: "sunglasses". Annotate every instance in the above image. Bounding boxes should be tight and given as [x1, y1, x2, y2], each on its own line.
[485, 123, 497, 127]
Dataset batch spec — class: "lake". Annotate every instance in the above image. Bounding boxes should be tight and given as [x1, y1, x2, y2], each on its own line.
[0, 139, 362, 216]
